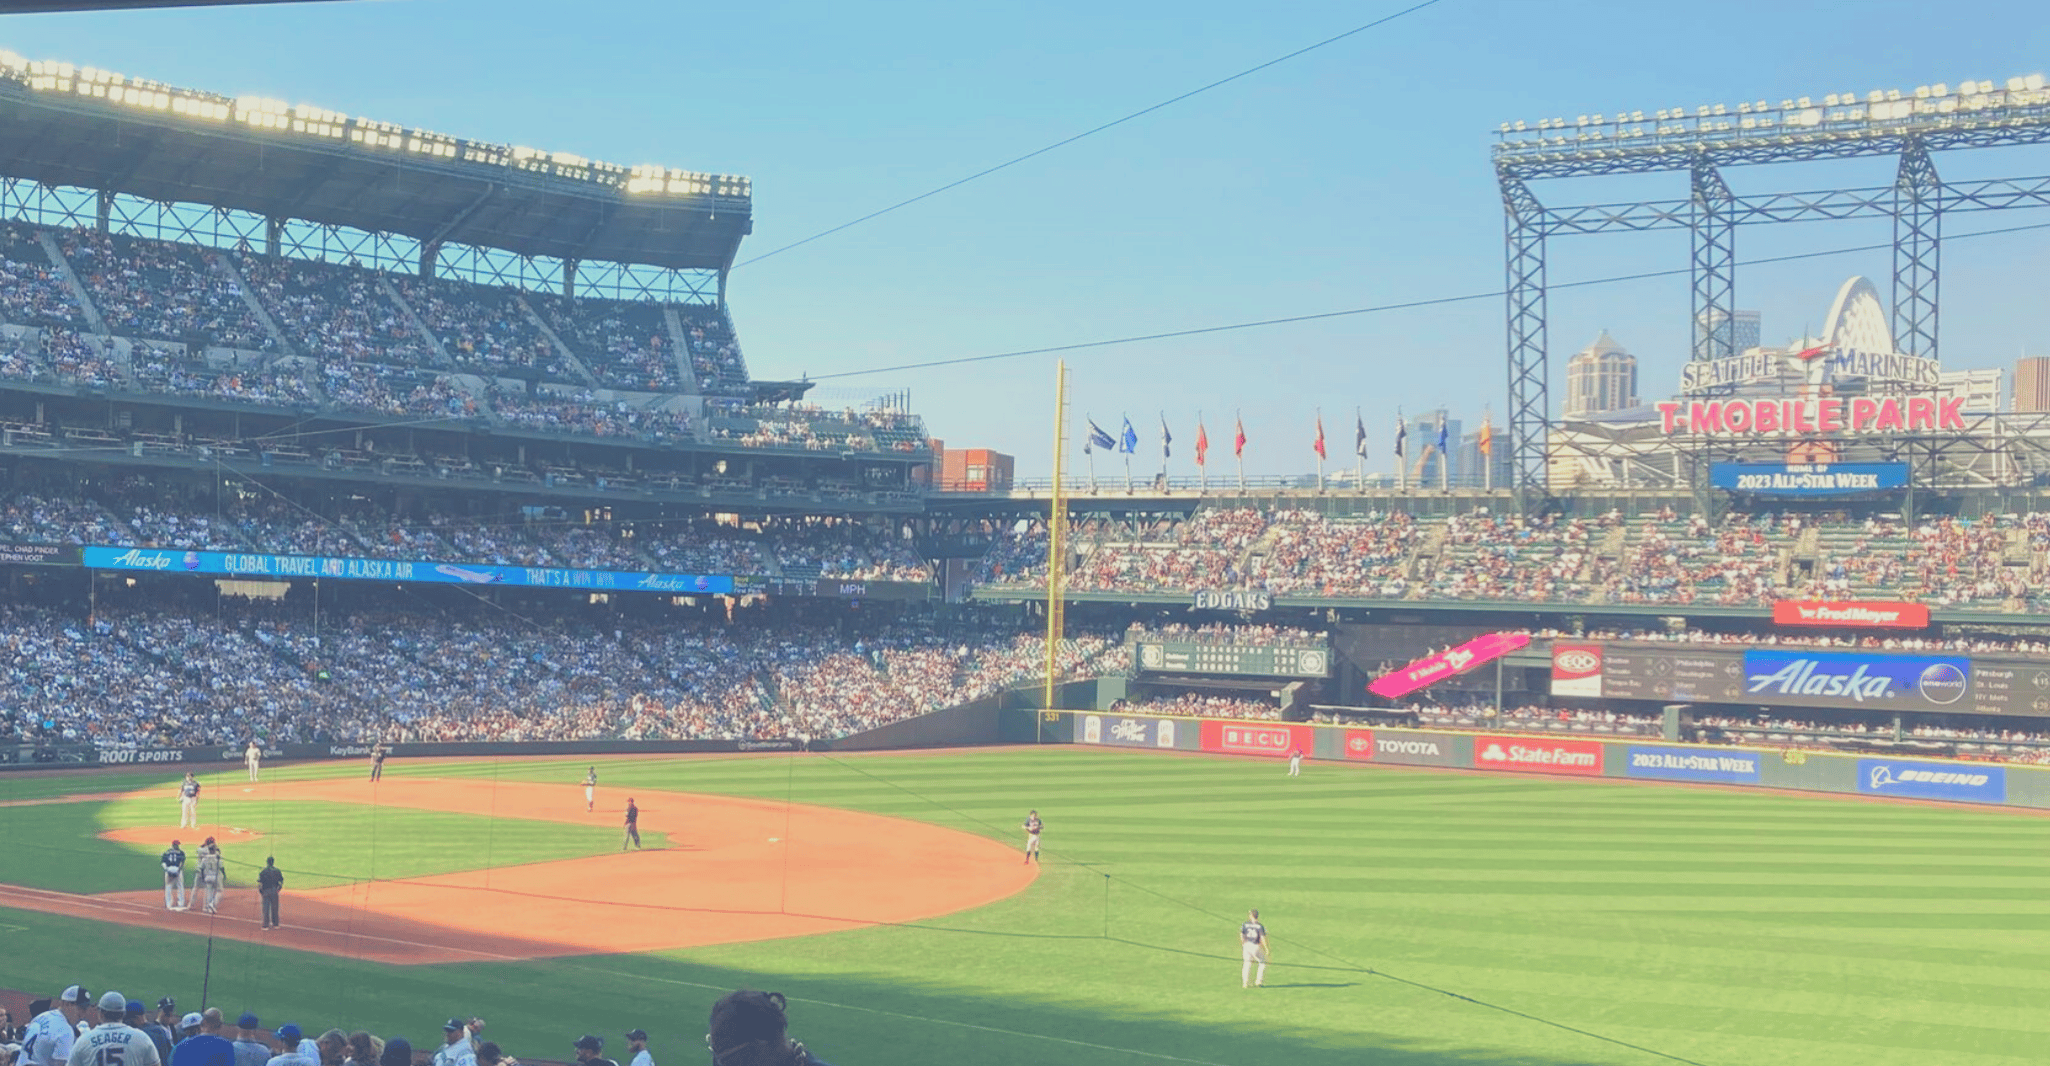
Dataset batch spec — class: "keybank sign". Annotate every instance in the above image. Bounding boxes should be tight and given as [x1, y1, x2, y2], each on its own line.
[1741, 650, 1971, 711]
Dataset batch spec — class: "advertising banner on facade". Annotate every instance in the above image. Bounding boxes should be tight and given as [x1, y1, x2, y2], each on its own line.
[1199, 720, 1314, 758]
[1341, 729, 1462, 766]
[82, 546, 739, 595]
[1741, 650, 1971, 711]
[1856, 759, 2006, 803]
[1472, 735, 1605, 776]
[1709, 462, 1909, 495]
[1550, 644, 1605, 698]
[1369, 633, 1530, 700]
[1624, 745, 1762, 784]
[1081, 714, 1179, 748]
[1771, 600, 1930, 629]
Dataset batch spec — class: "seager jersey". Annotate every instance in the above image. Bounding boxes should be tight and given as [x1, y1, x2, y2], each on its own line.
[68, 1024, 164, 1066]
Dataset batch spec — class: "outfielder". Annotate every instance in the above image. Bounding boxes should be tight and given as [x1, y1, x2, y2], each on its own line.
[1240, 909, 1269, 988]
[584, 767, 597, 812]
[243, 742, 261, 783]
[177, 774, 201, 828]
[195, 838, 225, 915]
[1287, 747, 1303, 777]
[160, 840, 188, 912]
[1021, 810, 1042, 864]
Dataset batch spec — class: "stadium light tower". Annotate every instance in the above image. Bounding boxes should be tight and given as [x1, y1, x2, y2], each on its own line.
[1494, 75, 2050, 496]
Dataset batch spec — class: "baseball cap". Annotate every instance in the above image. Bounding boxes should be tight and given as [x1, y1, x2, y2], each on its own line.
[237, 1013, 259, 1030]
[99, 992, 127, 1015]
[125, 1001, 146, 1017]
[158, 998, 176, 1013]
[62, 987, 90, 1006]
[572, 1036, 603, 1052]
[443, 1019, 464, 1033]
[623, 1030, 647, 1042]
[180, 1014, 203, 1031]
[277, 1025, 302, 1042]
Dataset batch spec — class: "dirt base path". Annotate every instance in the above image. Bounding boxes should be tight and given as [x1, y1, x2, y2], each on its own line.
[0, 775, 1036, 964]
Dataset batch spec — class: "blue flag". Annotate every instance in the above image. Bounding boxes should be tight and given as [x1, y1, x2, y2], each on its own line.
[1435, 417, 1449, 454]
[1086, 419, 1116, 453]
[1119, 417, 1138, 455]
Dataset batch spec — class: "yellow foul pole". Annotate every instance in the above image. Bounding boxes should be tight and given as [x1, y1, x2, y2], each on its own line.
[1042, 360, 1069, 718]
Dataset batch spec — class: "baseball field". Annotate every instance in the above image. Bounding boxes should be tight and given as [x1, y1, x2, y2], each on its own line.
[1, 746, 2046, 1066]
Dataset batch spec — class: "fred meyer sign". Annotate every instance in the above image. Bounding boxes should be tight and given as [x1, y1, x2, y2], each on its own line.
[1772, 600, 1930, 629]
[1654, 396, 1964, 437]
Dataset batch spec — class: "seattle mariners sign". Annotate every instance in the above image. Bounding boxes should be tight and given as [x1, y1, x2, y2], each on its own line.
[1741, 651, 1970, 711]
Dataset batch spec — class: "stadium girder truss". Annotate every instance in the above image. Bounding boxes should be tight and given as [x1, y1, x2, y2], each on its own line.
[1495, 80, 2050, 496]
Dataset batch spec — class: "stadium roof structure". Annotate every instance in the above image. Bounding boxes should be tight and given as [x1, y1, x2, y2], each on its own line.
[0, 54, 753, 273]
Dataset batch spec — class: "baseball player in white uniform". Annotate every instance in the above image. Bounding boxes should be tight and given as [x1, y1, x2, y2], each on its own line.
[67, 992, 161, 1066]
[1021, 811, 1042, 864]
[1287, 747, 1303, 777]
[1240, 909, 1270, 988]
[160, 841, 188, 911]
[244, 742, 262, 783]
[195, 838, 225, 915]
[177, 774, 201, 828]
[584, 767, 597, 813]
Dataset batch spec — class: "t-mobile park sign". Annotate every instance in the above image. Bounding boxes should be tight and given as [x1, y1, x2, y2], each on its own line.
[1654, 396, 1966, 437]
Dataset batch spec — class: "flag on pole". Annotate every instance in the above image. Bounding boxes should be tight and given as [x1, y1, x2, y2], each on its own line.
[1086, 419, 1116, 453]
[1313, 414, 1327, 460]
[1478, 417, 1494, 456]
[1354, 412, 1368, 459]
[1234, 418, 1247, 458]
[1118, 417, 1138, 454]
[1195, 422, 1210, 467]
[1160, 414, 1172, 459]
[1393, 417, 1407, 459]
[1435, 417, 1449, 455]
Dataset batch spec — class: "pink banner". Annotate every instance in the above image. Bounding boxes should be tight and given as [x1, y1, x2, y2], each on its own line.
[1367, 632, 1530, 700]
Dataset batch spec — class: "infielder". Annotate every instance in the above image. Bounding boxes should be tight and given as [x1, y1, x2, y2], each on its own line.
[1240, 909, 1269, 988]
[369, 742, 388, 782]
[584, 767, 597, 812]
[160, 840, 188, 912]
[195, 838, 225, 915]
[243, 742, 261, 784]
[1287, 747, 1303, 777]
[622, 797, 641, 851]
[1021, 810, 1042, 864]
[177, 774, 201, 829]
[67, 992, 161, 1066]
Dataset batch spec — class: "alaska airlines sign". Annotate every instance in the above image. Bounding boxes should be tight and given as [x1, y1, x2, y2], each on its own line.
[1654, 396, 1966, 437]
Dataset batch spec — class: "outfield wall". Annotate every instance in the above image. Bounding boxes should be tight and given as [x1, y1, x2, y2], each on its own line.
[1027, 710, 2050, 810]
[0, 736, 815, 771]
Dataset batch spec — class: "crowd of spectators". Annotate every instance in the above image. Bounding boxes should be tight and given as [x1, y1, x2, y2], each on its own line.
[129, 345, 315, 407]
[1515, 625, 2050, 657]
[681, 307, 749, 392]
[321, 364, 472, 419]
[43, 329, 122, 388]
[393, 275, 571, 382]
[764, 520, 931, 582]
[484, 385, 693, 441]
[1123, 693, 1282, 720]
[0, 222, 85, 330]
[1129, 622, 1325, 647]
[1403, 703, 1663, 736]
[528, 293, 677, 392]
[59, 229, 272, 349]
[237, 255, 435, 369]
[0, 597, 1121, 750]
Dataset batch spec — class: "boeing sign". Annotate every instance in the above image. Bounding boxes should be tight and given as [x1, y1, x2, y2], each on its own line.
[1741, 651, 1971, 711]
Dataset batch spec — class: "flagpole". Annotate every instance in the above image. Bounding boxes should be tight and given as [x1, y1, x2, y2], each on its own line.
[1235, 409, 1245, 492]
[1398, 412, 1408, 495]
[1198, 411, 1208, 493]
[1440, 417, 1450, 493]
[1355, 406, 1363, 490]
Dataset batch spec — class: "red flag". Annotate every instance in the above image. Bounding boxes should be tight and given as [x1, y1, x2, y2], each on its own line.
[1313, 414, 1327, 460]
[1195, 422, 1209, 467]
[1234, 418, 1247, 458]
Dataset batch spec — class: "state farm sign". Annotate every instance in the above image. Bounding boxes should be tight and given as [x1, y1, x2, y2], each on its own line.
[1199, 720, 1312, 758]
[1472, 735, 1605, 776]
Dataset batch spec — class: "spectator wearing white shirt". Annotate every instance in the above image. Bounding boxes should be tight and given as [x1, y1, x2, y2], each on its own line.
[622, 1030, 650, 1066]
[22, 988, 90, 1066]
[430, 1021, 471, 1066]
[262, 1026, 312, 1066]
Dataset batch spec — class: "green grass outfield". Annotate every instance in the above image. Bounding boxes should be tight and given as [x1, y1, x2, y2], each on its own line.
[3, 748, 2048, 1066]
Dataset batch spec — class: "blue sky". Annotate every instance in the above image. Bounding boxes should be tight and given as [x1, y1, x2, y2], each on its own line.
[6, 0, 2050, 475]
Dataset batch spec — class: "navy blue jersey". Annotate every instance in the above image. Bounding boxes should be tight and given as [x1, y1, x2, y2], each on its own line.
[161, 847, 186, 873]
[1240, 920, 1266, 944]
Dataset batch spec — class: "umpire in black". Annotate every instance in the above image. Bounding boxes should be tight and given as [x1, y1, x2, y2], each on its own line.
[258, 857, 284, 929]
